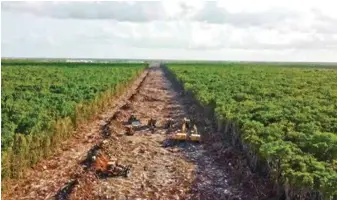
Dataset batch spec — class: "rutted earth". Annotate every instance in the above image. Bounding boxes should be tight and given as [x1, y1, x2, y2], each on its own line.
[3, 65, 275, 200]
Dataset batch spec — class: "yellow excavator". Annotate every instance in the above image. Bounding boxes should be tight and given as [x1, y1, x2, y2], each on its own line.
[169, 117, 201, 142]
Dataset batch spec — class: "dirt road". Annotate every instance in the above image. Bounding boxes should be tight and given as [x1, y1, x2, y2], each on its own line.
[4, 65, 274, 200]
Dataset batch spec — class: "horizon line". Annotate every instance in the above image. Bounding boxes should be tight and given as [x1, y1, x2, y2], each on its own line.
[2, 56, 337, 64]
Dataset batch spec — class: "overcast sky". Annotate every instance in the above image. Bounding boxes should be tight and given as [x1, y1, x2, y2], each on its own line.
[2, 1, 337, 61]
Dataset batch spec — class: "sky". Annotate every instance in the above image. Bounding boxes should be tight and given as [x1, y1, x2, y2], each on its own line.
[2, 0, 337, 62]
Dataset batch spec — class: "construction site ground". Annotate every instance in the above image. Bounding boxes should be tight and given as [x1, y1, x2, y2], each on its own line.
[3, 65, 275, 200]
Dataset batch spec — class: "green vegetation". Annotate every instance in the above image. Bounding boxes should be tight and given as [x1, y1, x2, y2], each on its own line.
[168, 63, 337, 198]
[1, 61, 145, 179]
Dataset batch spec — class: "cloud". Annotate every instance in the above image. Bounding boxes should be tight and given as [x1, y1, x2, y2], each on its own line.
[1, 1, 299, 27]
[192, 1, 299, 27]
[1, 1, 166, 22]
[2, 1, 337, 61]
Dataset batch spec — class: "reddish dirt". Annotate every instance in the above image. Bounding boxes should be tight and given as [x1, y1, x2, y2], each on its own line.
[3, 65, 275, 200]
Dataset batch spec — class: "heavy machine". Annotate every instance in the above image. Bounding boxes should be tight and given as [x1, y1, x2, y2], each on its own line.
[125, 114, 200, 142]
[147, 118, 157, 133]
[169, 117, 201, 142]
[92, 152, 131, 178]
[126, 115, 157, 134]
[128, 115, 141, 126]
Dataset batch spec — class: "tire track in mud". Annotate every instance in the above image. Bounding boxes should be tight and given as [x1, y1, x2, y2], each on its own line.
[64, 65, 274, 200]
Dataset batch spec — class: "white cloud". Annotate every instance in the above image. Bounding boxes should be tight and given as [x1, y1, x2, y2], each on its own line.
[1, 1, 167, 21]
[2, 0, 337, 61]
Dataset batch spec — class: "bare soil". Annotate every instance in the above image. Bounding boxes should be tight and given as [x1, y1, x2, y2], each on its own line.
[3, 65, 275, 200]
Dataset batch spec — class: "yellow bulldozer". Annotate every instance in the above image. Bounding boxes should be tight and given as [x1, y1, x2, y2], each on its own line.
[169, 117, 201, 142]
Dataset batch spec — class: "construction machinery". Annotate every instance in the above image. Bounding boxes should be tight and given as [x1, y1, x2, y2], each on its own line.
[147, 118, 157, 133]
[147, 118, 157, 128]
[169, 117, 201, 142]
[125, 115, 141, 135]
[128, 115, 141, 126]
[164, 118, 174, 129]
[125, 114, 200, 142]
[92, 152, 131, 178]
[125, 126, 135, 136]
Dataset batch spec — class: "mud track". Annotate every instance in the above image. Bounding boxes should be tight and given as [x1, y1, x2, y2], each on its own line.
[4, 65, 275, 200]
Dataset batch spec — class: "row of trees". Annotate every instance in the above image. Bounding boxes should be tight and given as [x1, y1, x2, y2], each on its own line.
[169, 63, 337, 198]
[1, 62, 145, 179]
